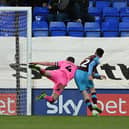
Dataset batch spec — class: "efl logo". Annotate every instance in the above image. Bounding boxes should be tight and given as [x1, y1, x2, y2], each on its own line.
[0, 93, 16, 115]
[87, 94, 129, 116]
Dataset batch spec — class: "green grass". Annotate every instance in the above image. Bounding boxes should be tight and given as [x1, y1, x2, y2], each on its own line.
[0, 116, 129, 129]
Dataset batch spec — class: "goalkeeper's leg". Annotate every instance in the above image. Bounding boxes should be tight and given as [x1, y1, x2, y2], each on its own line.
[36, 84, 64, 104]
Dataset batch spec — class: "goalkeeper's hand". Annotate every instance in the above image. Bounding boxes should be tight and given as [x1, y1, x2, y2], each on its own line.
[29, 63, 41, 72]
[29, 63, 37, 69]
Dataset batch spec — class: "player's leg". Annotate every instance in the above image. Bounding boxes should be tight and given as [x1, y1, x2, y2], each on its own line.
[74, 70, 94, 112]
[81, 90, 93, 112]
[90, 87, 102, 113]
[36, 84, 65, 103]
[36, 70, 66, 103]
[44, 85, 64, 103]
[90, 87, 97, 105]
[43, 70, 67, 103]
[87, 80, 102, 115]
[88, 80, 98, 105]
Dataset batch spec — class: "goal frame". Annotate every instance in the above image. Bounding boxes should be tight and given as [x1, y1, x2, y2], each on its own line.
[0, 7, 32, 115]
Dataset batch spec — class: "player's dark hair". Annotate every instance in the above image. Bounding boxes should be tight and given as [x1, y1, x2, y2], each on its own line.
[66, 56, 75, 63]
[95, 48, 104, 57]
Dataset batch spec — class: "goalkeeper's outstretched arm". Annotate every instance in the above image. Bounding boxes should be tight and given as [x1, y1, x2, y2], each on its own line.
[30, 61, 56, 66]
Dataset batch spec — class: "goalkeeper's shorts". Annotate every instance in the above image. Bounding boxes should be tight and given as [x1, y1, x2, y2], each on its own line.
[45, 70, 68, 95]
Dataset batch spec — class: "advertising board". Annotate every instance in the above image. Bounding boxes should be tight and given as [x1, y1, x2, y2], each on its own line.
[32, 89, 129, 116]
[0, 93, 16, 115]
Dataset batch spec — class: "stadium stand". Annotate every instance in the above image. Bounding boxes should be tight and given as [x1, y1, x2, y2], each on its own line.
[1, 0, 129, 37]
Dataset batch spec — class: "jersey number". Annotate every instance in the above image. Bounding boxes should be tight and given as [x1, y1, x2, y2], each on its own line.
[65, 66, 72, 72]
[80, 59, 90, 68]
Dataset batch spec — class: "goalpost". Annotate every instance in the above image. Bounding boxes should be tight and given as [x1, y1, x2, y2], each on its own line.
[0, 7, 32, 115]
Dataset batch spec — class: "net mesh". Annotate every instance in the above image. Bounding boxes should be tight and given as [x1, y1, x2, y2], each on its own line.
[0, 11, 27, 37]
[0, 10, 29, 115]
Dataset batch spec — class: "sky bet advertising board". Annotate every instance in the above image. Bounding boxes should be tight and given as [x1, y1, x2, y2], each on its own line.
[0, 93, 16, 115]
[32, 89, 129, 116]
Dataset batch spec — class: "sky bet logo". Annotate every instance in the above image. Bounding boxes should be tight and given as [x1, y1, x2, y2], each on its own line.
[46, 95, 84, 116]
[46, 93, 129, 116]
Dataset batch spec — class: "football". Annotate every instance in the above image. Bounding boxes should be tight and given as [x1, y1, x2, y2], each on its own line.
[92, 110, 99, 116]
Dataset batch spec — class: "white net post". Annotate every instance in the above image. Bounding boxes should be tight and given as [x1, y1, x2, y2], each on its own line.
[0, 7, 32, 115]
[26, 7, 32, 116]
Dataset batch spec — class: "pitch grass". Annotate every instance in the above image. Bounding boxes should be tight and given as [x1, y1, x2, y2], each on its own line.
[0, 116, 129, 129]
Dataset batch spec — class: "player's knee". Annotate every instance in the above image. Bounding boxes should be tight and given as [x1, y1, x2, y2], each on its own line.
[50, 99, 55, 104]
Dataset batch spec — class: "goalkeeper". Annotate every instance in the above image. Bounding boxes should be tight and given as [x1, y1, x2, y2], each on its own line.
[30, 56, 77, 103]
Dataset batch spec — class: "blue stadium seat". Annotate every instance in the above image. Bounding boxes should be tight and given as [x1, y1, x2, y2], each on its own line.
[33, 7, 49, 21]
[49, 21, 66, 36]
[120, 7, 129, 18]
[95, 1, 111, 10]
[95, 16, 102, 24]
[112, 1, 127, 11]
[67, 22, 84, 37]
[88, 7, 102, 23]
[121, 17, 129, 22]
[32, 21, 48, 37]
[84, 22, 101, 37]
[102, 7, 119, 18]
[101, 21, 119, 37]
[88, 7, 102, 17]
[104, 17, 119, 24]
[119, 22, 129, 37]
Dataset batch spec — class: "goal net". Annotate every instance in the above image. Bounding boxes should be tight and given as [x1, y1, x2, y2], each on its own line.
[0, 7, 32, 115]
